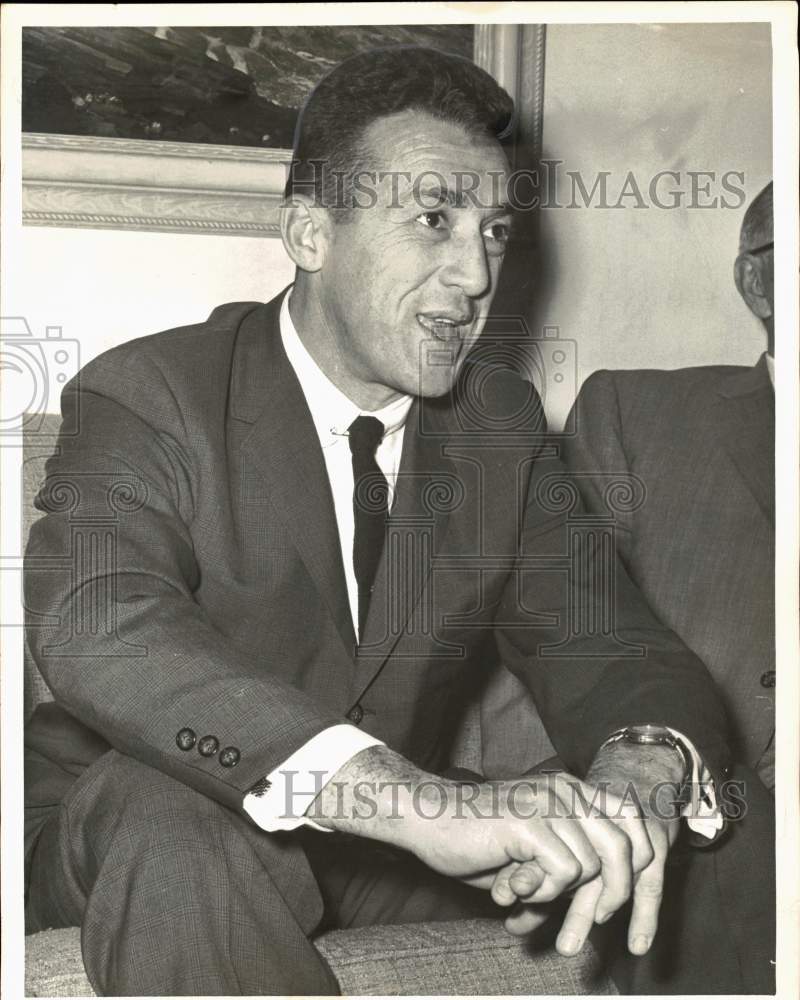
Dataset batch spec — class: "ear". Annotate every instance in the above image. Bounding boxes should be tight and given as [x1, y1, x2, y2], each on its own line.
[734, 253, 773, 320]
[280, 196, 331, 273]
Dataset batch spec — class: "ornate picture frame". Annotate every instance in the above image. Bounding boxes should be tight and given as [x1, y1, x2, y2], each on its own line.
[21, 25, 546, 238]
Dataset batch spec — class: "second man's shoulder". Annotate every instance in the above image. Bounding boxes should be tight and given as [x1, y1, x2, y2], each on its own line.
[577, 363, 751, 417]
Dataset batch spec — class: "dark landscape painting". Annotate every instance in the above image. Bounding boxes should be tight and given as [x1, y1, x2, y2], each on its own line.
[22, 25, 475, 148]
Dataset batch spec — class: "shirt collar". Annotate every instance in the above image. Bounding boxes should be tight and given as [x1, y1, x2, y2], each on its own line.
[279, 289, 413, 445]
[765, 352, 774, 388]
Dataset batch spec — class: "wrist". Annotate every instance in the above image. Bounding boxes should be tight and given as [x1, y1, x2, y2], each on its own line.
[588, 740, 685, 788]
[587, 742, 686, 822]
[308, 745, 443, 847]
[590, 725, 691, 793]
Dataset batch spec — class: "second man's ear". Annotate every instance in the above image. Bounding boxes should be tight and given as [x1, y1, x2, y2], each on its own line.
[734, 253, 773, 320]
[280, 196, 331, 273]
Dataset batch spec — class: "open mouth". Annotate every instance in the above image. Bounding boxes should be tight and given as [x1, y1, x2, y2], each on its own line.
[416, 313, 473, 341]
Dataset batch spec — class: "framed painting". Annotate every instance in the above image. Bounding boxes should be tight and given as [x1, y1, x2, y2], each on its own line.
[21, 23, 546, 237]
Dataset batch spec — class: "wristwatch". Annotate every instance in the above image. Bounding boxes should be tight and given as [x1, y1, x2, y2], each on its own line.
[599, 724, 694, 804]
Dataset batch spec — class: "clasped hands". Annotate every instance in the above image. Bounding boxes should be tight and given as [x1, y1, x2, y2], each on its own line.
[454, 769, 681, 958]
[314, 744, 682, 958]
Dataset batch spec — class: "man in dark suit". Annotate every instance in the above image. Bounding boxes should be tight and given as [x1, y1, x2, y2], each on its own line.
[25, 47, 735, 995]
[563, 181, 775, 992]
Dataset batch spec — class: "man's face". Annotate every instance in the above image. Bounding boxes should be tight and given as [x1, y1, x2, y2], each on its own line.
[314, 109, 512, 407]
[758, 247, 774, 317]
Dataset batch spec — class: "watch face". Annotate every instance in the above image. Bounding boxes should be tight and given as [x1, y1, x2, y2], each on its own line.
[627, 725, 672, 743]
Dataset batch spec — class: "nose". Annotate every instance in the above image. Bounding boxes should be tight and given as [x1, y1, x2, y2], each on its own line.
[441, 230, 492, 300]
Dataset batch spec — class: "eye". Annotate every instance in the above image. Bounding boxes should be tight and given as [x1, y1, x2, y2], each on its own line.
[417, 211, 446, 231]
[483, 220, 511, 254]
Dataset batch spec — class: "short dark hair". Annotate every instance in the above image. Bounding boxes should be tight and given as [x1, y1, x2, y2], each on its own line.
[284, 45, 515, 210]
[739, 181, 773, 253]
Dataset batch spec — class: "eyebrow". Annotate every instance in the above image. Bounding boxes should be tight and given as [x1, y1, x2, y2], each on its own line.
[414, 182, 512, 214]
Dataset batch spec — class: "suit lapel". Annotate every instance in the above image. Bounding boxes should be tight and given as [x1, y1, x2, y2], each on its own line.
[351, 395, 459, 700]
[232, 293, 357, 659]
[714, 355, 774, 527]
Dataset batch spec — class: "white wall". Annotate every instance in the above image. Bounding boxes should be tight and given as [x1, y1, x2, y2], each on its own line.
[8, 226, 294, 367]
[533, 22, 772, 427]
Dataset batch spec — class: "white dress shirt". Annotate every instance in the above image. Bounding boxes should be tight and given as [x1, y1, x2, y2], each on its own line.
[244, 291, 404, 831]
[245, 291, 723, 838]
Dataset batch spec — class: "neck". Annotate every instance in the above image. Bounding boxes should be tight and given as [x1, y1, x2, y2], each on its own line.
[288, 276, 405, 411]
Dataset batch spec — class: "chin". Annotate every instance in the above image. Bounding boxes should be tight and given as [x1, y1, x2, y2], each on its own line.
[415, 372, 459, 399]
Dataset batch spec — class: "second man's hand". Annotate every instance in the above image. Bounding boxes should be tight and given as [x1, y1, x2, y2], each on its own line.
[493, 744, 683, 957]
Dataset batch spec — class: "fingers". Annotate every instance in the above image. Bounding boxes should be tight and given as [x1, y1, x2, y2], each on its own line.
[556, 877, 605, 956]
[504, 903, 552, 936]
[491, 859, 553, 937]
[499, 778, 629, 910]
[553, 817, 654, 959]
[490, 858, 548, 907]
[553, 775, 640, 923]
[565, 808, 633, 922]
[617, 813, 656, 877]
[492, 861, 529, 906]
[517, 819, 597, 903]
[627, 819, 671, 955]
[462, 870, 504, 891]
[509, 860, 548, 899]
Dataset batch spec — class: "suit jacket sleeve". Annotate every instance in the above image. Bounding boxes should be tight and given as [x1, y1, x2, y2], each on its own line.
[560, 370, 639, 566]
[25, 344, 342, 814]
[492, 372, 732, 787]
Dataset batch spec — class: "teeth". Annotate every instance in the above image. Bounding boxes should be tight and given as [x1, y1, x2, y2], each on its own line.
[417, 314, 468, 340]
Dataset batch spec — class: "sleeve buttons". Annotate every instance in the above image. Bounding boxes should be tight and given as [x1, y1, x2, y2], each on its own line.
[219, 747, 241, 768]
[176, 728, 197, 751]
[180, 732, 238, 766]
[197, 735, 220, 757]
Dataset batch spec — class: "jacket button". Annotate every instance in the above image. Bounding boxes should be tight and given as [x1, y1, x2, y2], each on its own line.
[760, 671, 776, 688]
[197, 735, 219, 757]
[219, 746, 241, 768]
[346, 704, 364, 725]
[176, 728, 196, 751]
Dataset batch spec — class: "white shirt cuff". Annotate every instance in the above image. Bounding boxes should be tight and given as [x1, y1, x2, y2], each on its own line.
[666, 728, 724, 839]
[243, 724, 385, 832]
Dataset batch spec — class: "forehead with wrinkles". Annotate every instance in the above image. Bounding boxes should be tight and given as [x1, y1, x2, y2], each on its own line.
[356, 109, 511, 210]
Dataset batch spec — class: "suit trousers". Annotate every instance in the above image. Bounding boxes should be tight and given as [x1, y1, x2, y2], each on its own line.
[25, 750, 501, 996]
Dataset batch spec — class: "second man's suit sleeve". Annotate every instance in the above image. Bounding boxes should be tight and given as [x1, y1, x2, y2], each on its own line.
[492, 372, 733, 792]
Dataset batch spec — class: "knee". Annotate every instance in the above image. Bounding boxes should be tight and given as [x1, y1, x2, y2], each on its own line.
[62, 751, 235, 878]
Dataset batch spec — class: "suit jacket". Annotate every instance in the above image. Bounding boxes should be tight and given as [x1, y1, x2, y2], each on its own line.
[25, 291, 734, 917]
[562, 359, 775, 993]
[562, 358, 774, 776]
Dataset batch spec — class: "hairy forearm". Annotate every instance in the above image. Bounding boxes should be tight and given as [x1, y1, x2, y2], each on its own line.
[309, 745, 455, 849]
[587, 743, 685, 820]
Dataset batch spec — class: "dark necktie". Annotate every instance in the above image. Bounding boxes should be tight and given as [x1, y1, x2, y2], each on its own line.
[348, 415, 389, 639]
